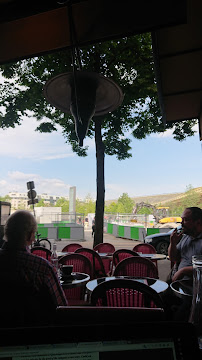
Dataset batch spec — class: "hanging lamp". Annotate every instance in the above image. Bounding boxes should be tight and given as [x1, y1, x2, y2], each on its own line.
[43, 0, 124, 146]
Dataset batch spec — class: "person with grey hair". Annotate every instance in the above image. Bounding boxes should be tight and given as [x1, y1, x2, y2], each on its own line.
[0, 210, 67, 325]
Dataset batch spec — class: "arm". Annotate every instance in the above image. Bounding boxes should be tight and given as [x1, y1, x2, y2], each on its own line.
[172, 266, 193, 282]
[47, 266, 68, 306]
[168, 228, 183, 262]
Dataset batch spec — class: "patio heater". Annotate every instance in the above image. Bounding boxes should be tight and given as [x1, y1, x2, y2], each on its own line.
[0, 201, 11, 245]
[43, 0, 124, 146]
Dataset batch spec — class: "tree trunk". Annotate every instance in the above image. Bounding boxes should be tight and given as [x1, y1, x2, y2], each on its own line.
[93, 116, 105, 247]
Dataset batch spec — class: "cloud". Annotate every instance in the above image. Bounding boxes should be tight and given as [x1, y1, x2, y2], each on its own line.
[105, 183, 127, 199]
[151, 124, 199, 139]
[0, 115, 95, 161]
[0, 171, 71, 196]
[0, 116, 75, 161]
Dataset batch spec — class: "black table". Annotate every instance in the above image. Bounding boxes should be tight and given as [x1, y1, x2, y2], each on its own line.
[170, 279, 193, 298]
[60, 272, 90, 289]
[86, 276, 168, 294]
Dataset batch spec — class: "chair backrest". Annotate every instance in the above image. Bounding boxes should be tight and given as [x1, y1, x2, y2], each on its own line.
[113, 249, 139, 267]
[58, 253, 93, 279]
[133, 243, 158, 271]
[58, 253, 93, 302]
[30, 246, 52, 261]
[90, 278, 164, 308]
[75, 248, 106, 278]
[0, 274, 56, 327]
[94, 243, 115, 253]
[133, 243, 157, 254]
[113, 256, 159, 278]
[62, 243, 83, 252]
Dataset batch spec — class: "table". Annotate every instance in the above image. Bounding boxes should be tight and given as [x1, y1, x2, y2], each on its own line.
[86, 276, 168, 294]
[98, 252, 113, 259]
[170, 279, 193, 299]
[60, 272, 90, 289]
[137, 253, 166, 261]
[57, 251, 71, 258]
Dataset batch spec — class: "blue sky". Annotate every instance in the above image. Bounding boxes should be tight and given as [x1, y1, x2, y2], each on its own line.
[0, 116, 201, 200]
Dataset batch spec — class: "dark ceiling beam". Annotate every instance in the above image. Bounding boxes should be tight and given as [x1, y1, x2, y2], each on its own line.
[0, 0, 187, 64]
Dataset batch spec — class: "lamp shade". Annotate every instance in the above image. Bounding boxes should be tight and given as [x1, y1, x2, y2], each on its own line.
[43, 71, 124, 145]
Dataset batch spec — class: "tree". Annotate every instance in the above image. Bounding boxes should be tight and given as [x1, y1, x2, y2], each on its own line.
[0, 34, 197, 245]
[136, 207, 153, 215]
[55, 198, 69, 212]
[0, 195, 11, 202]
[76, 195, 96, 216]
[35, 199, 46, 207]
[105, 202, 119, 213]
[117, 193, 134, 213]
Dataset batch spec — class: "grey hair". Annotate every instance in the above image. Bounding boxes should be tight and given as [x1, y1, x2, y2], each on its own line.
[4, 210, 37, 247]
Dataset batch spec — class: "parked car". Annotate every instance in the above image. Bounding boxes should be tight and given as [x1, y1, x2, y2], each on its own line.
[144, 225, 182, 255]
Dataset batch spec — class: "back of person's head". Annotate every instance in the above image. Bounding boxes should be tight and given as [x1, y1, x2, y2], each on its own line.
[186, 207, 202, 222]
[4, 210, 37, 249]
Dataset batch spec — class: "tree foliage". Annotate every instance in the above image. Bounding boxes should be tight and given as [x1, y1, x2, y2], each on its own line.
[54, 194, 95, 216]
[105, 192, 134, 213]
[0, 195, 11, 202]
[0, 34, 197, 158]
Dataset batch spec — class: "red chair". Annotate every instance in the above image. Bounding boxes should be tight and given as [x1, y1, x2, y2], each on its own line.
[90, 278, 164, 308]
[31, 246, 52, 261]
[113, 249, 139, 267]
[93, 243, 115, 275]
[113, 256, 159, 279]
[62, 243, 83, 252]
[94, 243, 115, 253]
[75, 248, 106, 278]
[133, 243, 158, 270]
[58, 253, 93, 304]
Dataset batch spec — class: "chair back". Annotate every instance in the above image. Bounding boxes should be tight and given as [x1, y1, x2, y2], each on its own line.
[90, 278, 164, 308]
[62, 243, 83, 252]
[0, 273, 56, 327]
[75, 248, 106, 278]
[59, 253, 93, 302]
[59, 253, 93, 277]
[93, 243, 115, 276]
[133, 243, 158, 270]
[30, 246, 52, 261]
[113, 249, 139, 267]
[113, 256, 159, 278]
[94, 243, 115, 253]
[133, 243, 157, 254]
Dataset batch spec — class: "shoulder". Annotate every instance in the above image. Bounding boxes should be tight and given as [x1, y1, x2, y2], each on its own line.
[26, 251, 54, 271]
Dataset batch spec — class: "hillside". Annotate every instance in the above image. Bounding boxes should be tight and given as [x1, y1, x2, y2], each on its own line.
[105, 187, 202, 206]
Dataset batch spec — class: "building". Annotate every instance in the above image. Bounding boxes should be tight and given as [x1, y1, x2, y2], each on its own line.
[8, 192, 69, 210]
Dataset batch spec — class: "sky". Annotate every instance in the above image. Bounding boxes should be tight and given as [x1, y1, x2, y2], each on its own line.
[0, 115, 201, 201]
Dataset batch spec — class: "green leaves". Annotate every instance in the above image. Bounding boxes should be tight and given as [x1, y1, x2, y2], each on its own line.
[0, 33, 197, 159]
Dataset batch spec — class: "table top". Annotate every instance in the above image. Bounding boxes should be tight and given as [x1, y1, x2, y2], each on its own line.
[98, 252, 113, 259]
[137, 253, 166, 260]
[57, 251, 71, 257]
[57, 251, 166, 260]
[86, 276, 168, 294]
[170, 279, 193, 298]
[60, 272, 90, 289]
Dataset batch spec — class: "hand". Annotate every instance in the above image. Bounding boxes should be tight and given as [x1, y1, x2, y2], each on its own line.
[170, 228, 183, 245]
